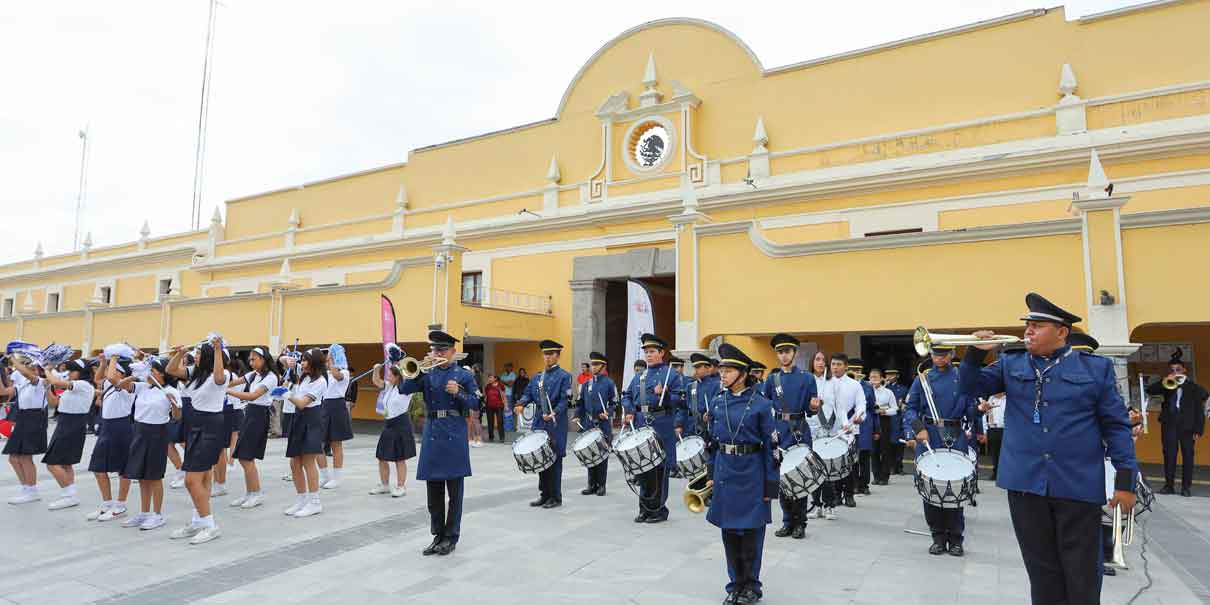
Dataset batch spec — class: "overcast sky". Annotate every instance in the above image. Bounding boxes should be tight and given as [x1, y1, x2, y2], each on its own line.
[0, 0, 1139, 265]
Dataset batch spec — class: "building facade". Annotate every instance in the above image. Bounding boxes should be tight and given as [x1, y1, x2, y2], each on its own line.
[4, 3, 1210, 462]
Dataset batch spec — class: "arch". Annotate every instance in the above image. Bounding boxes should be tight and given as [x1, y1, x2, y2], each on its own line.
[554, 17, 764, 118]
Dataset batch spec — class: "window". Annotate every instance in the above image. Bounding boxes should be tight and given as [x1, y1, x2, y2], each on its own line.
[46, 292, 60, 313]
[98, 286, 112, 305]
[2, 298, 13, 317]
[157, 278, 173, 300]
[461, 272, 483, 305]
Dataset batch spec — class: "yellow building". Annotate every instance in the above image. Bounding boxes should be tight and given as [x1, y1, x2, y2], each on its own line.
[4, 3, 1210, 464]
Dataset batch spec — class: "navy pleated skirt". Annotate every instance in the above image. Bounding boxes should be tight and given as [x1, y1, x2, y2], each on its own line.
[88, 416, 133, 473]
[233, 405, 270, 461]
[375, 414, 416, 462]
[181, 410, 224, 472]
[2, 408, 47, 456]
[286, 405, 324, 457]
[43, 412, 87, 466]
[125, 421, 169, 480]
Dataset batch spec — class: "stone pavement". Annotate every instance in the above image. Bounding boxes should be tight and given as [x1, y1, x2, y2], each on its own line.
[1, 431, 1207, 605]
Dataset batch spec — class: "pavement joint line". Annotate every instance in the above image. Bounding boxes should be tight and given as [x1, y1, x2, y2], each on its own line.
[90, 483, 534, 605]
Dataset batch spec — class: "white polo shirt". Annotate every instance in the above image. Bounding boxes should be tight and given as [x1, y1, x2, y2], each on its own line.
[100, 380, 136, 419]
[323, 369, 349, 401]
[56, 380, 96, 415]
[10, 372, 48, 410]
[188, 367, 232, 414]
[296, 375, 328, 408]
[243, 371, 279, 407]
[133, 382, 173, 425]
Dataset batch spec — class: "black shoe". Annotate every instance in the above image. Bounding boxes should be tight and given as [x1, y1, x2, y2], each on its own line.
[645, 513, 668, 523]
[774, 525, 793, 538]
[634, 513, 648, 523]
[542, 499, 562, 509]
[422, 537, 442, 556]
[1103, 565, 1117, 577]
[791, 525, 806, 539]
[844, 495, 857, 508]
[948, 544, 964, 557]
[529, 497, 548, 507]
[736, 588, 761, 603]
[929, 542, 947, 555]
[595, 486, 606, 496]
[434, 540, 456, 556]
[581, 486, 596, 495]
[1160, 485, 1175, 495]
[723, 592, 740, 605]
[970, 498, 978, 507]
[1181, 487, 1192, 497]
[858, 487, 871, 495]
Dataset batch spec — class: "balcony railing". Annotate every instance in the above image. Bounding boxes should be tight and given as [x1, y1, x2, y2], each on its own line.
[461, 285, 552, 315]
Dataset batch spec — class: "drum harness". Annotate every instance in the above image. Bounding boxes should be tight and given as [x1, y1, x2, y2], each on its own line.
[627, 366, 673, 510]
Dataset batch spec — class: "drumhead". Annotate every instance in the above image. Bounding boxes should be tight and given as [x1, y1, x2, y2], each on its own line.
[615, 427, 653, 452]
[780, 445, 812, 475]
[916, 449, 975, 481]
[812, 437, 848, 458]
[514, 431, 550, 455]
[676, 436, 705, 459]
[573, 428, 602, 450]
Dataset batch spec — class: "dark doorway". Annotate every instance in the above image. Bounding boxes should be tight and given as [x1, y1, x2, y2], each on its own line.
[604, 276, 675, 389]
[860, 333, 918, 380]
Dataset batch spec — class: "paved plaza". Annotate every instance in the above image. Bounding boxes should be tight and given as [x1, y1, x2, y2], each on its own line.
[2, 429, 1208, 605]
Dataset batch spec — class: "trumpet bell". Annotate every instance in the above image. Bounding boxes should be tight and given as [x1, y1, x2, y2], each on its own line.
[683, 472, 712, 514]
[399, 357, 421, 380]
[1163, 375, 1187, 390]
[418, 352, 469, 373]
[913, 326, 1022, 357]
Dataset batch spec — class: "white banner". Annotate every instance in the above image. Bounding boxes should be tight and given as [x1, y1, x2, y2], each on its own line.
[623, 280, 655, 390]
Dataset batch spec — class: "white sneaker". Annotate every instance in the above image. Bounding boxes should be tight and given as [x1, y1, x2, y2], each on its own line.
[281, 473, 293, 481]
[229, 495, 248, 508]
[283, 500, 304, 516]
[815, 507, 825, 519]
[470, 441, 482, 448]
[86, 505, 112, 521]
[98, 506, 127, 522]
[210, 484, 228, 498]
[321, 479, 340, 490]
[48, 496, 80, 511]
[121, 513, 149, 528]
[825, 507, 837, 521]
[169, 475, 185, 489]
[240, 494, 264, 509]
[189, 526, 222, 545]
[368, 484, 389, 495]
[140, 514, 166, 531]
[390, 486, 407, 498]
[170, 524, 202, 540]
[8, 491, 40, 505]
[293, 500, 322, 518]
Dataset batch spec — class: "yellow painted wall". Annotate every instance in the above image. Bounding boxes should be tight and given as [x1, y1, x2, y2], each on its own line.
[23, 315, 85, 348]
[172, 298, 271, 347]
[494, 341, 547, 378]
[62, 283, 94, 310]
[939, 199, 1071, 230]
[93, 308, 162, 350]
[1085, 211, 1121, 300]
[116, 275, 157, 306]
[0, 322, 16, 343]
[1123, 223, 1210, 328]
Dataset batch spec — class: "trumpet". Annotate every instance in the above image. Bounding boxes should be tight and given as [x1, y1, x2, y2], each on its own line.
[1108, 501, 1137, 569]
[351, 356, 424, 383]
[418, 352, 468, 373]
[683, 470, 712, 514]
[1163, 374, 1187, 390]
[913, 326, 1022, 357]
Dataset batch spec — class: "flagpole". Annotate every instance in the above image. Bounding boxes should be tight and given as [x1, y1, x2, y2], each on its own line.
[73, 126, 90, 250]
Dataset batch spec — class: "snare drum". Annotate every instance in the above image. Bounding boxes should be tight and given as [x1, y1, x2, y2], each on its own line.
[779, 444, 826, 500]
[812, 436, 857, 481]
[512, 430, 556, 474]
[614, 426, 666, 478]
[571, 428, 611, 469]
[675, 436, 708, 480]
[914, 448, 977, 509]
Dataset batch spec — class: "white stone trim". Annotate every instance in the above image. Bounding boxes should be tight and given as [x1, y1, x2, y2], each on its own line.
[1114, 207, 1127, 306]
[1080, 212, 1094, 316]
[1120, 206, 1210, 229]
[43, 285, 63, 314]
[0, 244, 203, 283]
[1076, 0, 1190, 24]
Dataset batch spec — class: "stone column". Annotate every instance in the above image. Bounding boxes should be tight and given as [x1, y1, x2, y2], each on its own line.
[569, 279, 606, 365]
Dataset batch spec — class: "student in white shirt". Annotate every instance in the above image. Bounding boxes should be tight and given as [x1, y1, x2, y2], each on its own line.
[369, 363, 416, 497]
[212, 357, 247, 498]
[166, 336, 229, 545]
[283, 348, 329, 518]
[120, 357, 179, 531]
[42, 359, 97, 511]
[166, 352, 196, 490]
[806, 350, 831, 519]
[316, 345, 354, 490]
[225, 347, 279, 509]
[810, 352, 866, 516]
[869, 369, 899, 486]
[2, 359, 49, 505]
[982, 393, 1007, 480]
[86, 356, 137, 522]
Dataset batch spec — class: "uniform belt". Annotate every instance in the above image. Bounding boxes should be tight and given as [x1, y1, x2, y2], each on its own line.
[639, 405, 669, 417]
[924, 417, 962, 428]
[720, 443, 763, 455]
[428, 410, 464, 419]
[780, 412, 805, 421]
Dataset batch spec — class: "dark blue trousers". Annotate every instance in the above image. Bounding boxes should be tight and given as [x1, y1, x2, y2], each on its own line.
[539, 456, 563, 503]
[426, 478, 464, 543]
[722, 527, 766, 596]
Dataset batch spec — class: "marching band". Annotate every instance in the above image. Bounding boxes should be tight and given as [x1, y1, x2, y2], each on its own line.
[0, 291, 1155, 604]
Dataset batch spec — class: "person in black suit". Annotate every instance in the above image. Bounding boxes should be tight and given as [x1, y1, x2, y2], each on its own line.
[1145, 349, 1207, 497]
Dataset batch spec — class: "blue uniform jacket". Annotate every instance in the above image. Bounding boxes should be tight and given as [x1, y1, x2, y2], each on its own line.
[904, 365, 979, 456]
[401, 363, 480, 481]
[520, 365, 572, 457]
[888, 382, 909, 441]
[856, 380, 877, 451]
[677, 373, 720, 437]
[705, 386, 777, 530]
[959, 345, 1138, 503]
[758, 367, 816, 449]
[577, 374, 617, 440]
[621, 362, 684, 471]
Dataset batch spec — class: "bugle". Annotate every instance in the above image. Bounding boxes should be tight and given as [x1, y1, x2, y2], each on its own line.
[683, 471, 712, 514]
[913, 326, 1022, 357]
[1163, 374, 1187, 390]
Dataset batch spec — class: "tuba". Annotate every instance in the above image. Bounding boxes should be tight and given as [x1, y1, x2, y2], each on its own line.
[683, 471, 712, 514]
[1163, 375, 1187, 390]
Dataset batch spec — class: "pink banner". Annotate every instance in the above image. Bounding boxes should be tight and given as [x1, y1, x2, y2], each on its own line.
[377, 295, 398, 414]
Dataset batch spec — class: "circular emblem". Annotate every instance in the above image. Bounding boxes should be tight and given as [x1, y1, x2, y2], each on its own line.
[624, 118, 675, 173]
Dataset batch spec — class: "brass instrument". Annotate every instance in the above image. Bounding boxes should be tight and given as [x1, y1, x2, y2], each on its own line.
[1163, 374, 1187, 390]
[400, 356, 421, 379]
[913, 326, 1022, 357]
[1108, 501, 1136, 569]
[418, 352, 469, 373]
[683, 471, 712, 514]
